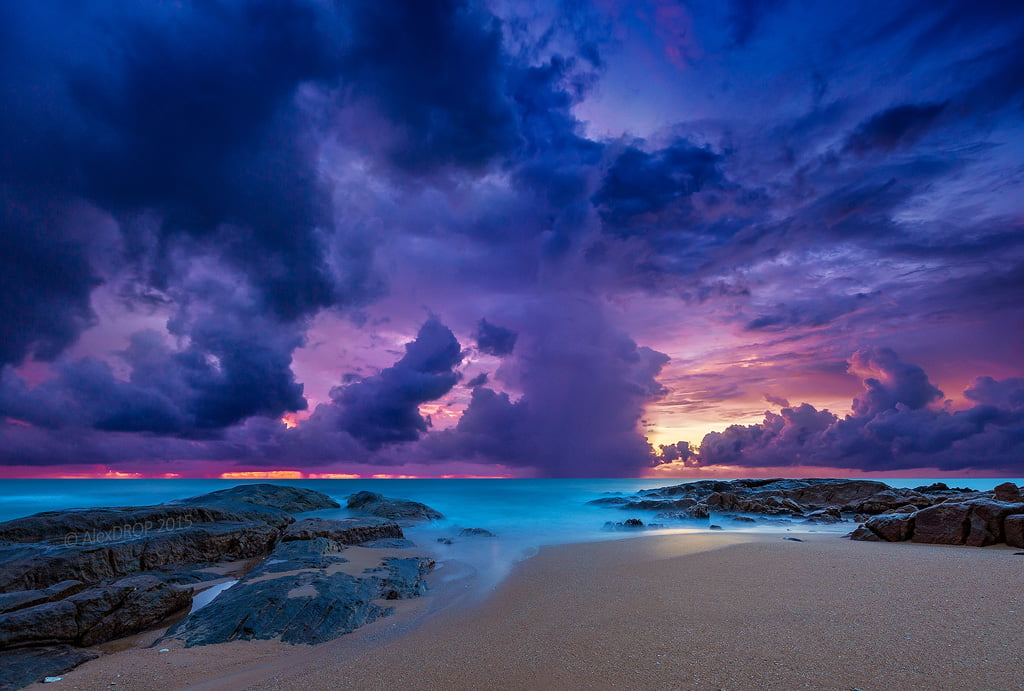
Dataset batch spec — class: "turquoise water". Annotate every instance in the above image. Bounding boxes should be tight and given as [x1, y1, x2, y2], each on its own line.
[2, 478, 1018, 593]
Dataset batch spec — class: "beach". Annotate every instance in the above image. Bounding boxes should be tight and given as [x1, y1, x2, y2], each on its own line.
[33, 531, 1023, 691]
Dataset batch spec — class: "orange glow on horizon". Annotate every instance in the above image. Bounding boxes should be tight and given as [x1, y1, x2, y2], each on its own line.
[307, 472, 361, 479]
[219, 470, 304, 480]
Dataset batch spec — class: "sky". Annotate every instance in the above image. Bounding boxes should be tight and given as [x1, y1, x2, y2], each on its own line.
[1, 0, 1022, 479]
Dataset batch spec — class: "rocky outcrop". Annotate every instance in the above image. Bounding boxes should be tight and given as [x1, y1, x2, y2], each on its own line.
[166, 536, 434, 646]
[0, 521, 278, 593]
[1005, 515, 1024, 548]
[346, 491, 444, 522]
[0, 646, 98, 691]
[282, 517, 403, 545]
[0, 484, 367, 689]
[589, 478, 958, 521]
[994, 482, 1023, 503]
[458, 528, 496, 538]
[850, 490, 1024, 547]
[0, 575, 191, 648]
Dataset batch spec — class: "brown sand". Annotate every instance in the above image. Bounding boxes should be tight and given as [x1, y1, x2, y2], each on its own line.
[34, 533, 1024, 691]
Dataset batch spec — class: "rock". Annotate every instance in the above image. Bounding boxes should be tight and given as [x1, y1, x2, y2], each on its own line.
[654, 505, 709, 520]
[282, 517, 403, 545]
[709, 524, 723, 530]
[585, 497, 631, 506]
[0, 575, 191, 649]
[0, 581, 87, 615]
[804, 508, 843, 524]
[850, 524, 881, 541]
[883, 505, 919, 514]
[0, 646, 98, 691]
[782, 537, 803, 542]
[966, 500, 1024, 547]
[1005, 515, 1024, 548]
[166, 538, 434, 646]
[360, 538, 416, 549]
[730, 516, 756, 523]
[993, 482, 1023, 503]
[0, 521, 279, 593]
[368, 557, 436, 600]
[911, 503, 971, 545]
[178, 484, 340, 515]
[862, 513, 915, 542]
[845, 489, 933, 515]
[436, 538, 453, 545]
[458, 528, 495, 538]
[346, 491, 444, 522]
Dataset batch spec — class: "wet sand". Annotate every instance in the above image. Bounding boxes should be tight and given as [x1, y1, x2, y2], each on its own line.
[36, 532, 1024, 691]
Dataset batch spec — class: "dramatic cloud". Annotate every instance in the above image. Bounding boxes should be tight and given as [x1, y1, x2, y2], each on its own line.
[0, 1, 1022, 477]
[475, 319, 518, 357]
[684, 349, 1024, 473]
[332, 318, 463, 449]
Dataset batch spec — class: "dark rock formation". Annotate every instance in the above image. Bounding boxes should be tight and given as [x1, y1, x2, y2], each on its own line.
[862, 513, 915, 542]
[166, 537, 434, 646]
[0, 575, 191, 648]
[1005, 515, 1024, 548]
[0, 484, 378, 688]
[458, 528, 496, 538]
[0, 521, 278, 593]
[0, 646, 98, 691]
[851, 496, 1024, 547]
[346, 491, 444, 522]
[282, 517, 403, 545]
[993, 482, 1023, 503]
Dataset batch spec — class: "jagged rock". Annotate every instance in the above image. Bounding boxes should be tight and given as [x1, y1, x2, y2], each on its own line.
[458, 528, 495, 538]
[0, 646, 98, 691]
[346, 491, 444, 522]
[0, 575, 191, 648]
[731, 516, 756, 523]
[369, 557, 436, 600]
[912, 503, 971, 545]
[850, 524, 881, 541]
[282, 517, 403, 545]
[654, 505, 709, 520]
[862, 513, 915, 542]
[0, 581, 87, 615]
[883, 505, 919, 514]
[166, 538, 434, 646]
[1005, 515, 1024, 548]
[0, 521, 278, 593]
[965, 500, 1024, 547]
[993, 482, 1023, 503]
[804, 508, 843, 524]
[844, 489, 933, 515]
[585, 497, 631, 506]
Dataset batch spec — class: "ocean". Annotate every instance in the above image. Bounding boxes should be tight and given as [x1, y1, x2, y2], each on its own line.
[1, 477, 1020, 594]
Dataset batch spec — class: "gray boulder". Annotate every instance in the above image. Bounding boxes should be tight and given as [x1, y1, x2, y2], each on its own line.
[346, 491, 444, 522]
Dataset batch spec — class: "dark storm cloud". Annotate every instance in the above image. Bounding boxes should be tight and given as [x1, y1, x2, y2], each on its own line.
[341, 0, 519, 173]
[0, 189, 99, 365]
[331, 318, 463, 449]
[592, 139, 724, 235]
[685, 349, 1024, 473]
[843, 102, 947, 154]
[428, 299, 670, 477]
[0, 277, 306, 436]
[475, 319, 518, 357]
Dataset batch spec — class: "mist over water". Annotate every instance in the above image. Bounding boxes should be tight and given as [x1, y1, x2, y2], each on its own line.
[2, 478, 1019, 594]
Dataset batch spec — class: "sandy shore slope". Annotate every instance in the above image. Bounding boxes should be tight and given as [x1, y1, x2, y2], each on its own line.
[36, 532, 1023, 691]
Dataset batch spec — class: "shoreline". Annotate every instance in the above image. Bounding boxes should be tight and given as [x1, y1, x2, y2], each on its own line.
[29, 530, 1024, 690]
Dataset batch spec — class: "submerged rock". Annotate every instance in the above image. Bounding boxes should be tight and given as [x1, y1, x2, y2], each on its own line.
[346, 491, 444, 522]
[458, 528, 496, 538]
